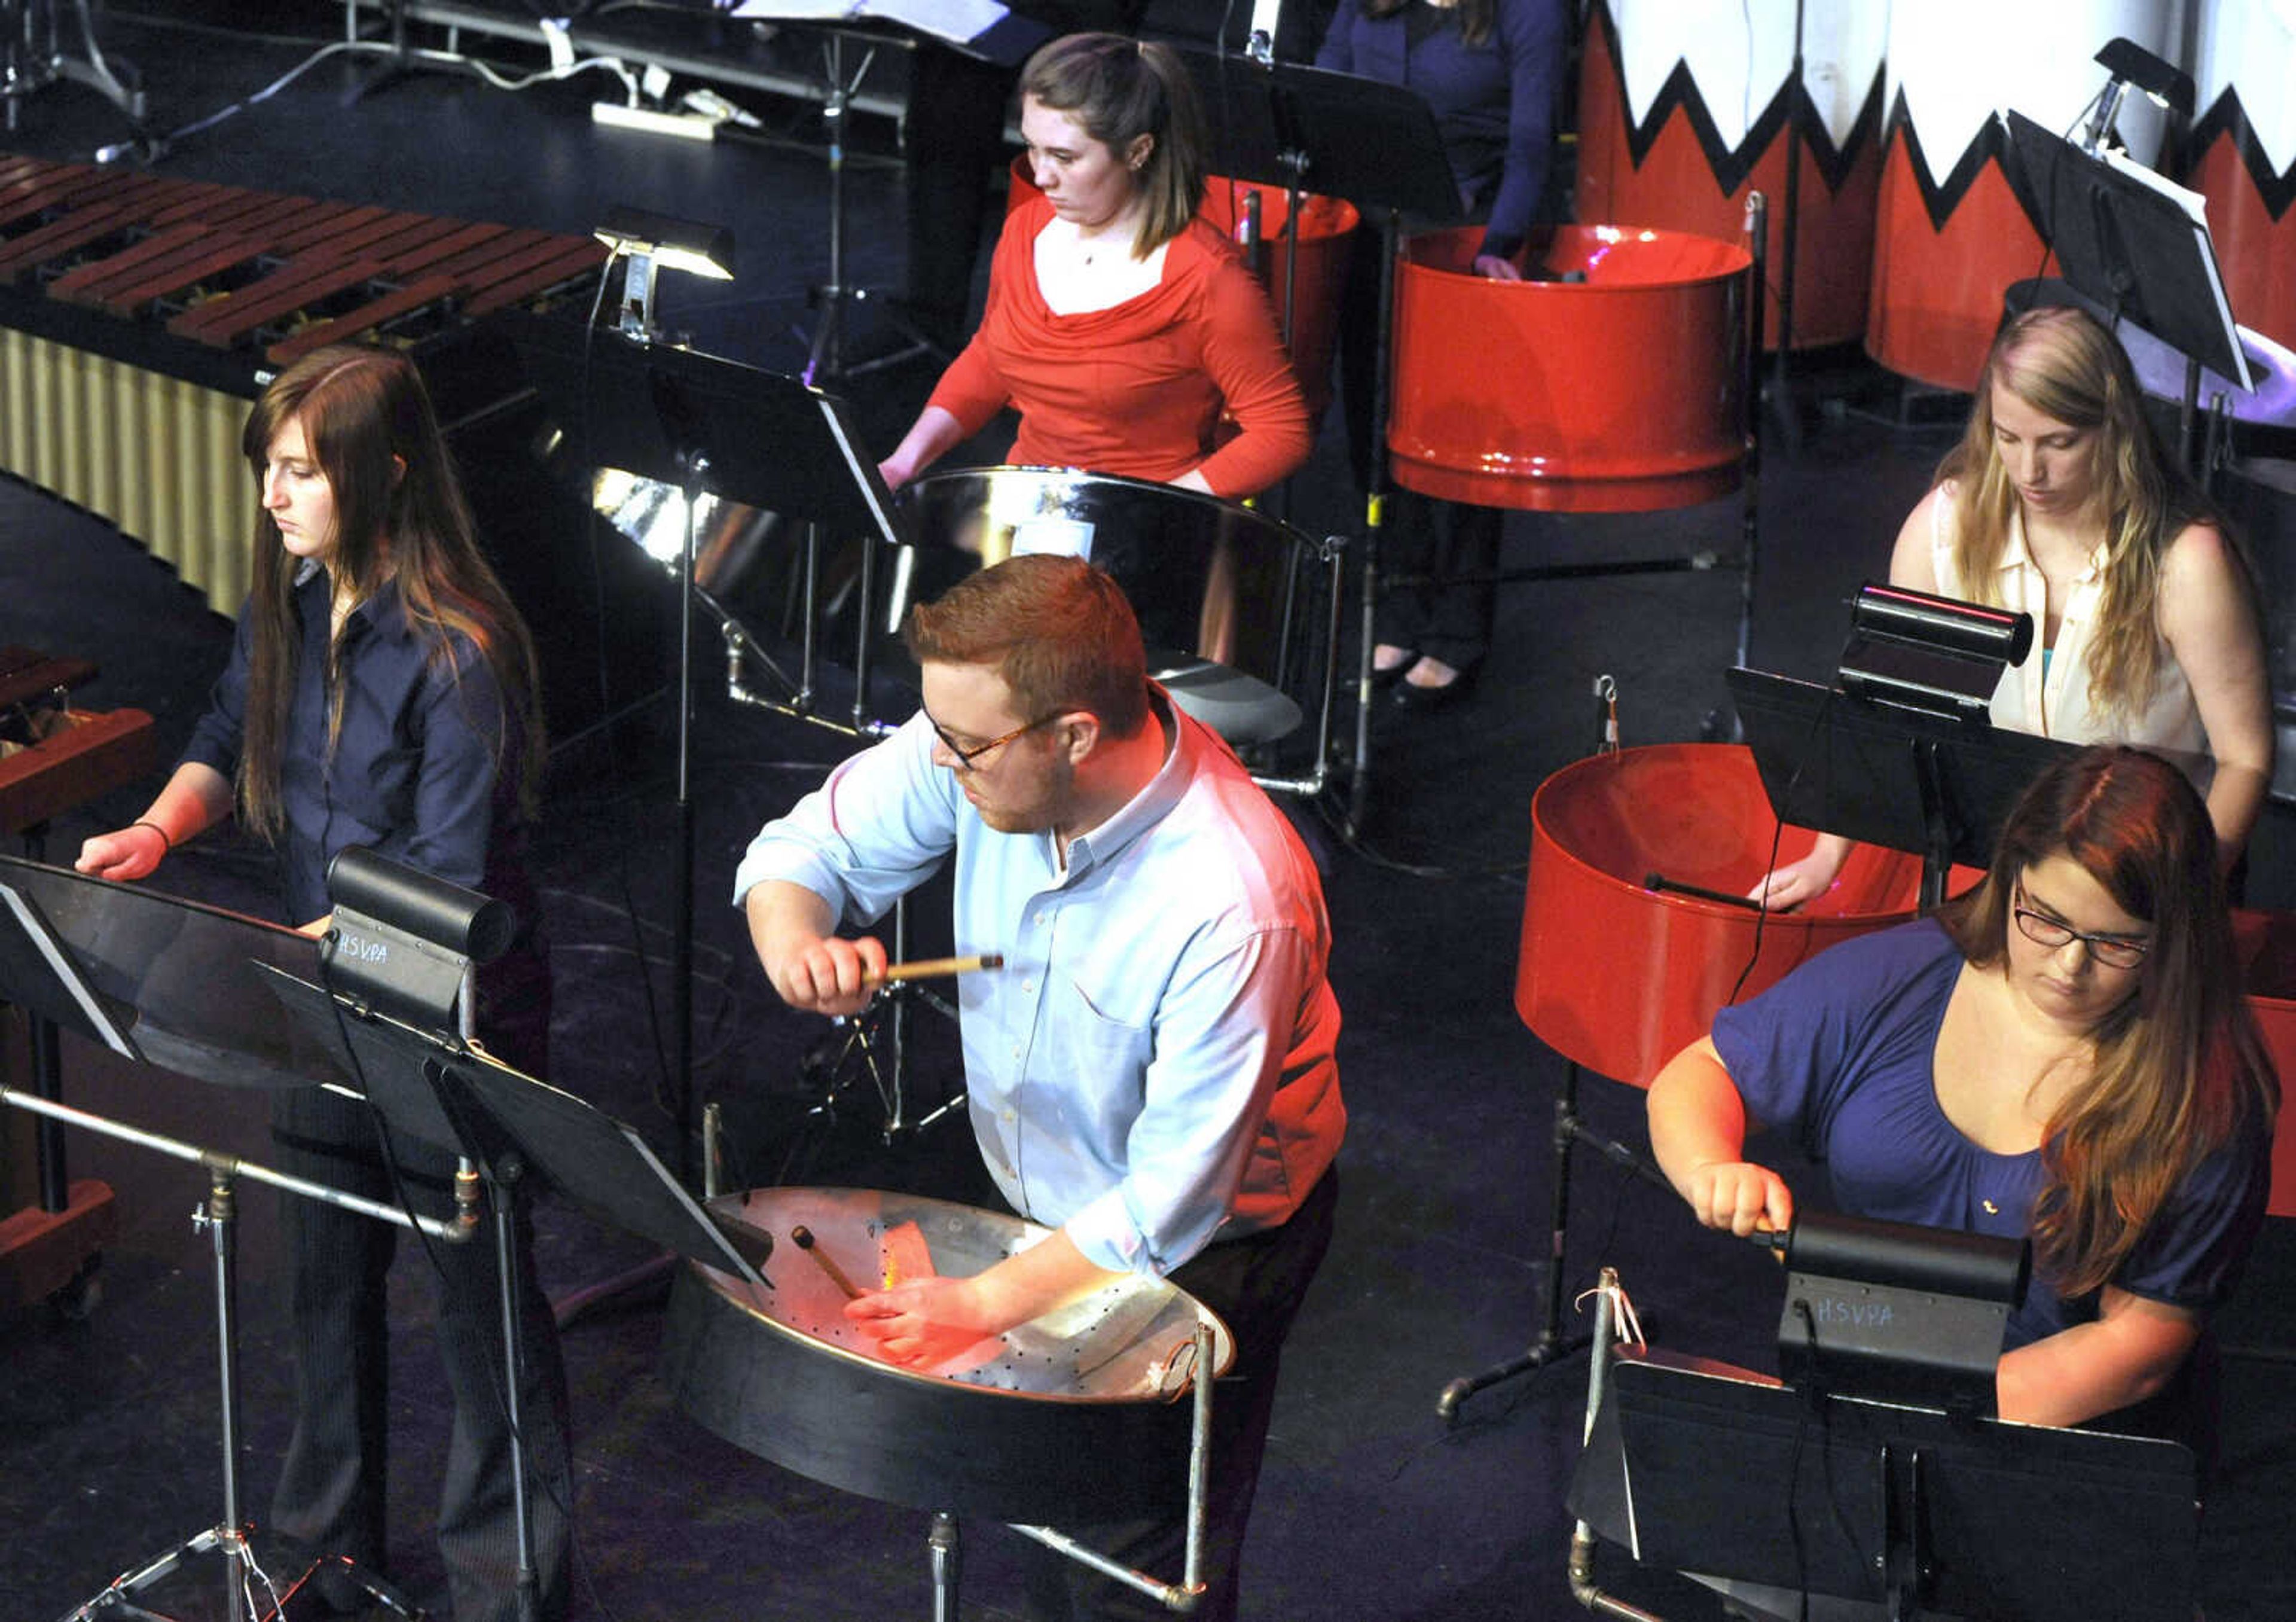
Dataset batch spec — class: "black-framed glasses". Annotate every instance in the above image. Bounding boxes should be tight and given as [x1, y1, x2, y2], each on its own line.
[2011, 883, 2150, 969]
[924, 711, 1052, 772]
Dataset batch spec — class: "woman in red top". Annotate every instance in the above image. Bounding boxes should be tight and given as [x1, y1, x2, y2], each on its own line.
[877, 32, 1311, 501]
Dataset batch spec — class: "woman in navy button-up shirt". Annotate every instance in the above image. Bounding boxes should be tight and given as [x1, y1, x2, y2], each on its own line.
[77, 344, 570, 1622]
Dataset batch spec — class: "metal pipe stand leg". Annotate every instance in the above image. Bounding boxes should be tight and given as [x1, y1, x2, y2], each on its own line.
[929, 1511, 961, 1622]
[1438, 1063, 1592, 1420]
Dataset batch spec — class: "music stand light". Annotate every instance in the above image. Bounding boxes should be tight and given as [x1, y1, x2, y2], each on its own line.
[593, 204, 734, 341]
[1834, 582, 2033, 722]
[2081, 36, 2196, 157]
[1760, 1210, 2029, 1417]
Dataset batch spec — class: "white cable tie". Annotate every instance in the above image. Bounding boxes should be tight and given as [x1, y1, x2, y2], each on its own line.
[1573, 1277, 1647, 1353]
[539, 17, 576, 77]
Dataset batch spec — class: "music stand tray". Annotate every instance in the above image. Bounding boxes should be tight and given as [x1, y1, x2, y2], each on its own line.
[1173, 48, 1462, 222]
[2004, 109, 2250, 393]
[1570, 1349, 2197, 1621]
[1723, 668, 2215, 904]
[0, 853, 338, 1091]
[257, 966, 771, 1289]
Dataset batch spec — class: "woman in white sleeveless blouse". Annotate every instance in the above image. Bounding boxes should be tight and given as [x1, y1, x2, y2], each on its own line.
[1756, 306, 2271, 910]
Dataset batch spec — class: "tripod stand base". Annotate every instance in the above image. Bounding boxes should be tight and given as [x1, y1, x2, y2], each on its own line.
[280, 1553, 428, 1620]
[1435, 1325, 1592, 1423]
[60, 1525, 259, 1622]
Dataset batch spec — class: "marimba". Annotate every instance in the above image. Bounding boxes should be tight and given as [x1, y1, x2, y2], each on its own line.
[0, 151, 606, 614]
[0, 645, 152, 1313]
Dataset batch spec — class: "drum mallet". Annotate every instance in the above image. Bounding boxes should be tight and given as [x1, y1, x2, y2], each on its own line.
[863, 952, 1004, 986]
[790, 1225, 865, 1299]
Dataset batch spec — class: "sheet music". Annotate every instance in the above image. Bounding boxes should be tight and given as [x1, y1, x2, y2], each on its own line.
[2098, 146, 2254, 392]
[729, 0, 1010, 44]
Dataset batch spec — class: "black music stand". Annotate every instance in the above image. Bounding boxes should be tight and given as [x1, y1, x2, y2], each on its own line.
[0, 859, 448, 1622]
[504, 312, 905, 1190]
[1175, 47, 1461, 825]
[1723, 667, 2147, 909]
[1568, 1350, 2198, 1621]
[731, 4, 1050, 383]
[259, 961, 770, 1622]
[2004, 108, 2250, 468]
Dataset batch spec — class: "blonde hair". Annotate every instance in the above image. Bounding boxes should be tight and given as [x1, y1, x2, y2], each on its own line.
[1937, 306, 2231, 722]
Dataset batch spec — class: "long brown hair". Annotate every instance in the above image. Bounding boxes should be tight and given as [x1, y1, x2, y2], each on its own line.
[238, 344, 544, 840]
[1358, 0, 1496, 47]
[1021, 32, 1207, 258]
[1937, 746, 2276, 1296]
[1937, 306, 2236, 722]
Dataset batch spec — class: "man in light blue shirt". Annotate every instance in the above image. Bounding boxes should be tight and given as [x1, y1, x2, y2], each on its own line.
[735, 554, 1342, 1620]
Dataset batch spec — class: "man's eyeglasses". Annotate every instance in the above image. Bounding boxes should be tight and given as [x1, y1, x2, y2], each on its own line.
[2011, 883, 2150, 969]
[925, 711, 1052, 772]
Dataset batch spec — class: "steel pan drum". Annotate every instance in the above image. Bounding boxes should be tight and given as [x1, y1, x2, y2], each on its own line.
[1388, 224, 1751, 513]
[661, 1186, 1235, 1525]
[889, 466, 1323, 745]
[1516, 745, 1941, 1087]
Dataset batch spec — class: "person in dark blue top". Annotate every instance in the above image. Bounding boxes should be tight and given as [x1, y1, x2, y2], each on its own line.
[1648, 746, 2276, 1441]
[1317, 0, 1570, 708]
[77, 344, 569, 1622]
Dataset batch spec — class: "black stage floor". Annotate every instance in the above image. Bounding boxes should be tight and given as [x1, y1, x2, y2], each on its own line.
[2, 7, 2292, 1620]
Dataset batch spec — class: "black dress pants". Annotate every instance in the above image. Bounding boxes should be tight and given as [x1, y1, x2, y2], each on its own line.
[268, 951, 572, 1622]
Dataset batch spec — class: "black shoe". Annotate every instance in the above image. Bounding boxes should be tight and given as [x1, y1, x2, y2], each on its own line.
[1368, 648, 1419, 692]
[1391, 659, 1479, 712]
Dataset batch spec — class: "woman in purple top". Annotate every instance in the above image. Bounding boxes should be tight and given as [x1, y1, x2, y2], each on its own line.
[1648, 746, 2276, 1435]
[1317, 0, 1570, 707]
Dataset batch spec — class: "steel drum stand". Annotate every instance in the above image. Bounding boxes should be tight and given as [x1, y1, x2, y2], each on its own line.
[870, 1318, 1223, 1621]
[1436, 1063, 1672, 1421]
[502, 316, 910, 1172]
[1175, 49, 1464, 832]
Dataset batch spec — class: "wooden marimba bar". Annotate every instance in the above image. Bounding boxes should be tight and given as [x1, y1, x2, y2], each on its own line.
[0, 151, 607, 613]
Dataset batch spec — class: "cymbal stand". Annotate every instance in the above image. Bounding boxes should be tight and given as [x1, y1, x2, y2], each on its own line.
[5, 1085, 469, 1620]
[798, 25, 937, 388]
[1, 0, 145, 143]
[923, 1318, 1219, 1618]
[798, 898, 966, 1148]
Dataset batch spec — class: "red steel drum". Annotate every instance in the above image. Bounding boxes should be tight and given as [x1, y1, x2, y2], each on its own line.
[1575, 0, 1885, 351]
[1868, 2, 2174, 391]
[1005, 157, 1357, 423]
[2230, 910, 2296, 1219]
[1515, 744, 1930, 1088]
[1387, 224, 1750, 513]
[2184, 10, 2296, 355]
